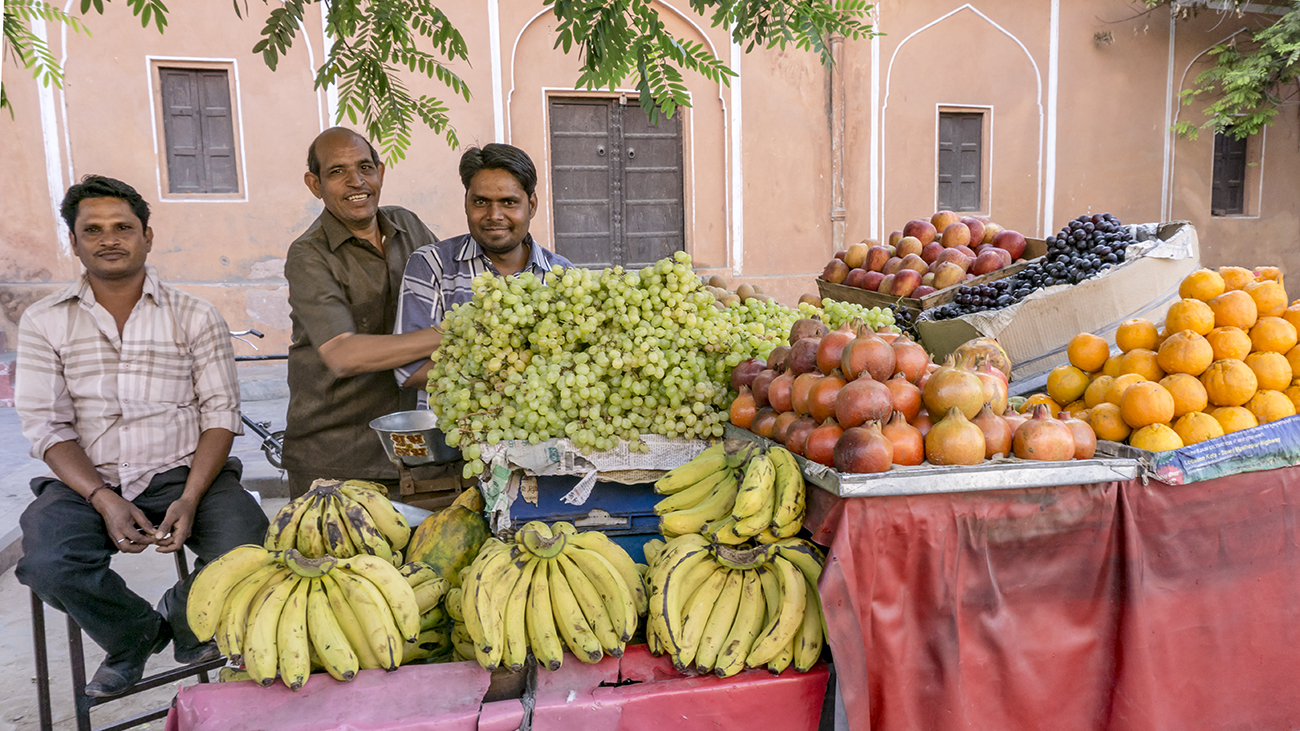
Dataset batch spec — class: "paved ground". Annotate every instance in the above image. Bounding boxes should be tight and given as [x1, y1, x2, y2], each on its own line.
[0, 364, 290, 730]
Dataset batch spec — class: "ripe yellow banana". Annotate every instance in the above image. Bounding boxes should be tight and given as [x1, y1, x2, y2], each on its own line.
[731, 452, 775, 521]
[501, 556, 539, 672]
[307, 578, 359, 682]
[659, 477, 739, 536]
[420, 605, 450, 632]
[746, 556, 807, 667]
[654, 469, 735, 515]
[643, 538, 666, 568]
[277, 578, 312, 691]
[335, 554, 421, 642]
[264, 496, 314, 552]
[321, 572, 382, 670]
[340, 494, 395, 564]
[648, 534, 709, 593]
[333, 571, 402, 670]
[400, 561, 439, 587]
[450, 622, 476, 662]
[548, 560, 603, 663]
[243, 574, 301, 686]
[564, 546, 633, 643]
[654, 445, 727, 494]
[445, 587, 464, 623]
[774, 539, 825, 586]
[734, 473, 777, 537]
[295, 495, 327, 558]
[714, 569, 767, 678]
[477, 550, 525, 671]
[187, 544, 279, 642]
[412, 576, 450, 613]
[342, 478, 389, 497]
[568, 531, 647, 616]
[659, 546, 714, 648]
[339, 483, 410, 550]
[555, 553, 621, 656]
[792, 578, 824, 673]
[464, 544, 516, 670]
[321, 494, 357, 558]
[526, 556, 564, 671]
[768, 447, 805, 531]
[674, 564, 729, 669]
[766, 636, 796, 675]
[215, 564, 284, 663]
[693, 569, 743, 672]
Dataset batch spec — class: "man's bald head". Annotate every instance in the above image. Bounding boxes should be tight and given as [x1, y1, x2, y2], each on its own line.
[307, 127, 380, 177]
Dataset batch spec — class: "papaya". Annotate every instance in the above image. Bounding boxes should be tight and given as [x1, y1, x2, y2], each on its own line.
[451, 486, 486, 513]
[406, 504, 490, 588]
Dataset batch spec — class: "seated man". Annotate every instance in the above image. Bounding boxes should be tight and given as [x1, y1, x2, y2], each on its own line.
[15, 175, 270, 698]
[394, 143, 573, 394]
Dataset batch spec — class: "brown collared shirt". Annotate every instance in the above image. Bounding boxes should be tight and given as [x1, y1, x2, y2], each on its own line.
[16, 265, 242, 499]
[283, 206, 439, 479]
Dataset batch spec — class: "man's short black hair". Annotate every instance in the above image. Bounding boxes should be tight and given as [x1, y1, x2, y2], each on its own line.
[307, 127, 381, 177]
[60, 175, 150, 231]
[459, 144, 537, 198]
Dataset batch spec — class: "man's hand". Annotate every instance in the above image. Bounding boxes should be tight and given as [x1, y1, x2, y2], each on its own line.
[92, 491, 158, 554]
[154, 496, 198, 553]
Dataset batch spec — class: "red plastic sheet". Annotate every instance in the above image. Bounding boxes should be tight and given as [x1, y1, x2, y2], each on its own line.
[808, 465, 1300, 731]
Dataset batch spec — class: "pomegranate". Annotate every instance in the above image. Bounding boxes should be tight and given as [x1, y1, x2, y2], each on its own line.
[809, 373, 848, 423]
[911, 409, 935, 439]
[970, 360, 1009, 415]
[791, 373, 823, 416]
[731, 359, 766, 391]
[772, 411, 801, 443]
[1059, 412, 1096, 460]
[787, 337, 821, 375]
[881, 411, 924, 466]
[750, 407, 779, 438]
[789, 316, 828, 345]
[766, 345, 791, 372]
[751, 369, 778, 409]
[784, 416, 819, 456]
[952, 337, 1012, 380]
[805, 418, 845, 467]
[971, 404, 1013, 458]
[833, 422, 894, 473]
[921, 358, 985, 419]
[875, 329, 901, 344]
[891, 336, 930, 383]
[924, 406, 986, 466]
[768, 372, 795, 413]
[817, 320, 858, 375]
[1003, 410, 1029, 437]
[834, 377, 894, 428]
[729, 387, 757, 429]
[841, 327, 896, 382]
[1012, 405, 1075, 461]
[884, 372, 922, 422]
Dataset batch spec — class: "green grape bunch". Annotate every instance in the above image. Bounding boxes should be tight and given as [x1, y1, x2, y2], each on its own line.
[426, 252, 894, 478]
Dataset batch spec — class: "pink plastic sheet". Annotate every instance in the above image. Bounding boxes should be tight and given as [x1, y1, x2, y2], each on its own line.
[807, 465, 1300, 731]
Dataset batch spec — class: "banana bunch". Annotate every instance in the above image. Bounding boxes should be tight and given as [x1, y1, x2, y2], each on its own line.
[644, 534, 826, 677]
[656, 440, 806, 544]
[457, 521, 648, 673]
[399, 561, 456, 663]
[186, 544, 426, 690]
[264, 479, 411, 564]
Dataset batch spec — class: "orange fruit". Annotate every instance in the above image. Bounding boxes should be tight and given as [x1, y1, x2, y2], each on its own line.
[1116, 318, 1158, 353]
[1200, 359, 1259, 407]
[1163, 299, 1215, 336]
[1178, 269, 1226, 302]
[1280, 302, 1300, 334]
[1287, 346, 1300, 380]
[1047, 365, 1091, 406]
[1089, 403, 1131, 443]
[1120, 381, 1176, 429]
[1019, 393, 1061, 415]
[1244, 280, 1287, 318]
[1129, 423, 1184, 452]
[1248, 316, 1298, 353]
[1254, 266, 1284, 286]
[1084, 375, 1115, 408]
[1102, 356, 1124, 378]
[1119, 348, 1165, 382]
[1210, 406, 1258, 434]
[1173, 411, 1224, 446]
[1244, 351, 1292, 391]
[1155, 330, 1214, 376]
[1219, 266, 1255, 292]
[1246, 389, 1296, 424]
[1285, 381, 1300, 411]
[1105, 373, 1147, 406]
[1063, 399, 1089, 417]
[1067, 333, 1110, 372]
[1205, 326, 1252, 361]
[1159, 373, 1209, 418]
[1209, 290, 1259, 330]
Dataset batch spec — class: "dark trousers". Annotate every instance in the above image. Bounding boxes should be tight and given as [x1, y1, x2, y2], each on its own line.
[16, 458, 269, 662]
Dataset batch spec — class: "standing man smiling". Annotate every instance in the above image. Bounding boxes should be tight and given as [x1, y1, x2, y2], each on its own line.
[283, 127, 442, 497]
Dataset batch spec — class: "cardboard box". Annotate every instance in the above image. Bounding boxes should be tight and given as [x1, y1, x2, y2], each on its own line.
[817, 238, 1047, 314]
[916, 221, 1199, 381]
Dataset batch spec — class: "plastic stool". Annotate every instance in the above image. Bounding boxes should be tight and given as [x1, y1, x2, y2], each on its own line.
[30, 548, 228, 731]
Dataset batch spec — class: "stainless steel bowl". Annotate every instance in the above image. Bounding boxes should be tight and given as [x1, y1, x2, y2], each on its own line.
[369, 410, 462, 466]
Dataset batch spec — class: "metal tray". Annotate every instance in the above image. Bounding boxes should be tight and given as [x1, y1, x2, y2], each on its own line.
[725, 424, 1140, 498]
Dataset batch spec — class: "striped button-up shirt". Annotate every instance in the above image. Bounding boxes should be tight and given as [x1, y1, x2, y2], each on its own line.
[393, 233, 573, 395]
[16, 265, 242, 499]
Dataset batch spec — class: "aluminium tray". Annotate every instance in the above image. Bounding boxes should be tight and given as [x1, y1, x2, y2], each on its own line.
[724, 424, 1139, 498]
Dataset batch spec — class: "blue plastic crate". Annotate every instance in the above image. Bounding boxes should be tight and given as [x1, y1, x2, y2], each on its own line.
[508, 475, 661, 563]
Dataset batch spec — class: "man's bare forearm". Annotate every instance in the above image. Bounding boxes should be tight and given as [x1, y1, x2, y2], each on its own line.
[42, 440, 110, 499]
[319, 328, 442, 379]
[179, 428, 235, 504]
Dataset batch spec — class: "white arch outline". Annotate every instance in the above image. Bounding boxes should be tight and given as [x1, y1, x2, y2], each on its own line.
[881, 4, 1044, 233]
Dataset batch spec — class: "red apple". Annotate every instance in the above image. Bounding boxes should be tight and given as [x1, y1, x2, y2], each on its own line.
[900, 253, 928, 273]
[878, 273, 896, 295]
[960, 217, 986, 247]
[892, 269, 923, 298]
[955, 245, 976, 258]
[993, 230, 1027, 260]
[834, 250, 848, 261]
[941, 222, 971, 248]
[888, 230, 904, 247]
[932, 262, 966, 290]
[866, 245, 892, 272]
[823, 259, 849, 283]
[844, 242, 870, 270]
[896, 236, 924, 259]
[844, 267, 870, 289]
[981, 222, 1004, 245]
[921, 272, 936, 287]
[903, 219, 937, 246]
[991, 248, 1013, 267]
[882, 257, 904, 276]
[935, 247, 971, 271]
[862, 271, 885, 291]
[920, 241, 944, 265]
[969, 250, 1005, 276]
[931, 210, 961, 231]
[911, 285, 937, 298]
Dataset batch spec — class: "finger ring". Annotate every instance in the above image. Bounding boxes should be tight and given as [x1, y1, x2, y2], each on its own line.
[116, 538, 127, 543]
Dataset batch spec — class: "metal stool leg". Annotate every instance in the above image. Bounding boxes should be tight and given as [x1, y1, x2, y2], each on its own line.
[67, 613, 92, 731]
[31, 591, 54, 731]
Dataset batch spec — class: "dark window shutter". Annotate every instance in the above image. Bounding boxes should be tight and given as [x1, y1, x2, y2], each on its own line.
[160, 67, 239, 194]
[937, 112, 982, 212]
[1212, 132, 1247, 216]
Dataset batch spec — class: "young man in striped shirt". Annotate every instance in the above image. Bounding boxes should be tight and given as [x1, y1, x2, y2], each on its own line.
[15, 176, 269, 697]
